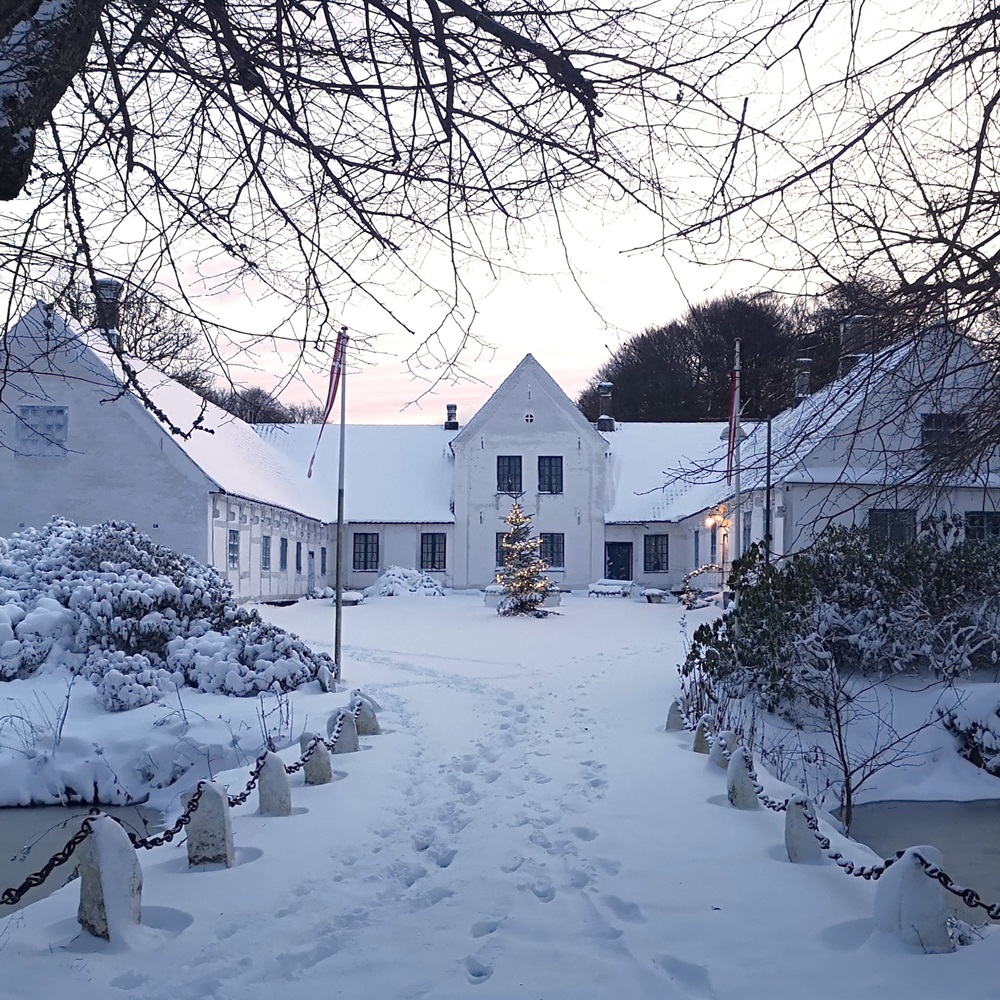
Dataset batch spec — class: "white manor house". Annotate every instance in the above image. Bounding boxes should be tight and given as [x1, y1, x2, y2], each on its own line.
[2, 303, 1000, 602]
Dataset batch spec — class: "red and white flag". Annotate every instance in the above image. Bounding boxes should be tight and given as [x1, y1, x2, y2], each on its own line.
[307, 325, 348, 479]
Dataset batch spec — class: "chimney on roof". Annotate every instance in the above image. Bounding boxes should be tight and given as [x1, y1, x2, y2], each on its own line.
[596, 381, 615, 432]
[838, 314, 874, 376]
[94, 278, 123, 349]
[794, 358, 813, 404]
[444, 403, 459, 431]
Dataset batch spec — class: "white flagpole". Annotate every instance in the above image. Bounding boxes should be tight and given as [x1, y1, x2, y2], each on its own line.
[333, 349, 347, 682]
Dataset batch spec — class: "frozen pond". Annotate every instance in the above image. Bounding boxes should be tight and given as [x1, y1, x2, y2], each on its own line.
[0, 804, 161, 914]
[849, 800, 1000, 921]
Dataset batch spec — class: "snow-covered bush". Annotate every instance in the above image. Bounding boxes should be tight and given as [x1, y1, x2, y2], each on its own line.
[167, 619, 330, 696]
[0, 519, 334, 708]
[683, 521, 1000, 718]
[363, 566, 445, 597]
[940, 688, 1000, 776]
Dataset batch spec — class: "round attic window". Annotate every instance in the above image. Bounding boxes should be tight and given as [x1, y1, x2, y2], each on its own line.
[524, 413, 534, 423]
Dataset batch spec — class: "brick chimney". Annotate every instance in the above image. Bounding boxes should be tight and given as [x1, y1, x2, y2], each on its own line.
[596, 381, 615, 432]
[444, 403, 459, 431]
[94, 278, 123, 349]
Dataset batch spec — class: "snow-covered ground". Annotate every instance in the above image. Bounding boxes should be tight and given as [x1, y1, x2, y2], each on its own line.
[3, 593, 1000, 999]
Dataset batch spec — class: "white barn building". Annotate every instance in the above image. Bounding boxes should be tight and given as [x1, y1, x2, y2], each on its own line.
[3, 303, 999, 601]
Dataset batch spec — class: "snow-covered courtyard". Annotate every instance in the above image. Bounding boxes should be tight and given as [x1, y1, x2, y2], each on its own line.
[3, 593, 1000, 999]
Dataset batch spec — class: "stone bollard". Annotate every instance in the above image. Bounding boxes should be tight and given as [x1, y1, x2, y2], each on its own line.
[351, 688, 382, 712]
[328, 709, 360, 753]
[726, 747, 760, 810]
[664, 699, 685, 732]
[317, 664, 336, 693]
[874, 846, 953, 953]
[300, 732, 333, 785]
[784, 794, 821, 863]
[186, 781, 235, 867]
[258, 750, 292, 816]
[709, 731, 735, 770]
[692, 718, 711, 754]
[77, 814, 142, 941]
[351, 695, 382, 736]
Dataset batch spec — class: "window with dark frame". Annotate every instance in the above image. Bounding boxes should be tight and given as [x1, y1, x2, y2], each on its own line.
[965, 512, 1000, 541]
[420, 532, 447, 570]
[261, 535, 271, 571]
[539, 532, 564, 568]
[644, 534, 669, 572]
[495, 532, 506, 568]
[921, 413, 967, 457]
[296, 541, 302, 573]
[321, 546, 327, 575]
[868, 508, 916, 546]
[280, 537, 288, 571]
[228, 529, 240, 570]
[496, 455, 522, 493]
[537, 456, 563, 494]
[353, 532, 380, 571]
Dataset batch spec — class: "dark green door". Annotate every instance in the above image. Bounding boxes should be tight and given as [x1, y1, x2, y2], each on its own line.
[605, 542, 633, 580]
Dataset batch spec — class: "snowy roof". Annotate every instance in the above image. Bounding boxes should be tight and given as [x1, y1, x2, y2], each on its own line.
[256, 424, 455, 523]
[603, 422, 728, 522]
[451, 353, 608, 449]
[651, 329, 1000, 518]
[4, 304, 329, 522]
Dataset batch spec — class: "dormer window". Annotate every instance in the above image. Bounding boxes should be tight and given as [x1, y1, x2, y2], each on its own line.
[921, 412, 966, 457]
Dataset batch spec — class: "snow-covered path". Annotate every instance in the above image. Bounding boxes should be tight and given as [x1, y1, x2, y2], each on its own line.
[3, 594, 1000, 999]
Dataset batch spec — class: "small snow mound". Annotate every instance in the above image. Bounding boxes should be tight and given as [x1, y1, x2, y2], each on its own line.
[363, 566, 445, 598]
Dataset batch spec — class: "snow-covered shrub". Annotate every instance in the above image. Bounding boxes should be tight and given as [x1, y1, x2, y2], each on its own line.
[363, 566, 445, 597]
[682, 521, 1000, 720]
[0, 519, 333, 709]
[166, 617, 332, 696]
[940, 687, 1000, 776]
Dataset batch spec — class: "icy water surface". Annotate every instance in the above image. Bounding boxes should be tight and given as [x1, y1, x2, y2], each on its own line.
[849, 799, 1000, 921]
[0, 803, 161, 914]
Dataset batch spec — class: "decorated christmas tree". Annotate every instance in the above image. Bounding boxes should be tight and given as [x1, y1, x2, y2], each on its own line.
[496, 498, 550, 616]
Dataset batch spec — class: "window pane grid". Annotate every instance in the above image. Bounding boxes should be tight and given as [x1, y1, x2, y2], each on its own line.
[261, 535, 271, 571]
[353, 532, 379, 571]
[644, 534, 669, 572]
[868, 508, 916, 545]
[497, 455, 522, 493]
[966, 512, 1000, 541]
[420, 532, 446, 570]
[16, 405, 68, 456]
[537, 456, 563, 494]
[539, 532, 564, 568]
[228, 529, 240, 570]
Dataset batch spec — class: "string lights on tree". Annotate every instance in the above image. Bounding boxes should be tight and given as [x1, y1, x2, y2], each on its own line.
[496, 497, 551, 617]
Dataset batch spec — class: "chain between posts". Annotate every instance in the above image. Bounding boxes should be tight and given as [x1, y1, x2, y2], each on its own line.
[0, 814, 96, 907]
[739, 743, 1000, 911]
[2, 699, 370, 905]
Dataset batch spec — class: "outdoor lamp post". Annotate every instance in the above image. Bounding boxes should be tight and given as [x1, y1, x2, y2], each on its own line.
[704, 504, 731, 606]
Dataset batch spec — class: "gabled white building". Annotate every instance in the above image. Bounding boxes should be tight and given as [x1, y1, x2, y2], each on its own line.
[0, 304, 332, 601]
[3, 304, 999, 602]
